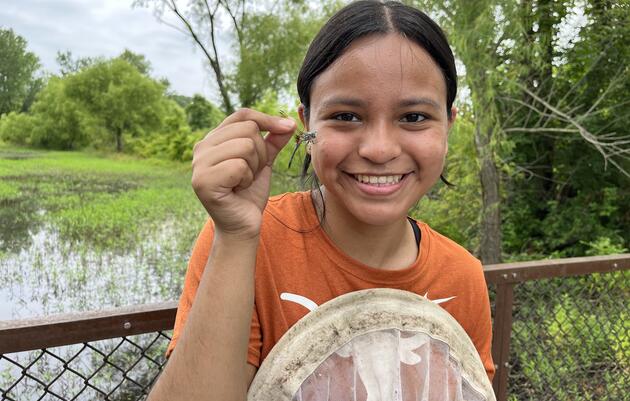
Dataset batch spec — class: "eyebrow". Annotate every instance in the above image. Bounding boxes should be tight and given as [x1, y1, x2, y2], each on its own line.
[320, 96, 442, 110]
[398, 97, 441, 110]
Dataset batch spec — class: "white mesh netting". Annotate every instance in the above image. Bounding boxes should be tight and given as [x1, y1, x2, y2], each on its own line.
[293, 329, 486, 401]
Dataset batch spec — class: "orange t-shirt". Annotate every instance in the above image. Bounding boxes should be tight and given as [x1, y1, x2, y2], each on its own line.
[167, 191, 495, 381]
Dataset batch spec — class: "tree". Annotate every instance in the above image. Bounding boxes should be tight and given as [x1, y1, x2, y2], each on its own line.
[184, 94, 224, 130]
[0, 28, 40, 116]
[63, 58, 169, 152]
[56, 50, 99, 76]
[134, 0, 241, 113]
[412, 0, 629, 262]
[1, 56, 186, 152]
[134, 0, 327, 113]
[118, 49, 152, 75]
[229, 6, 326, 106]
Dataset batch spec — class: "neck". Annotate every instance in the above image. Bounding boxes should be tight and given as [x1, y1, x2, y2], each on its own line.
[311, 188, 418, 269]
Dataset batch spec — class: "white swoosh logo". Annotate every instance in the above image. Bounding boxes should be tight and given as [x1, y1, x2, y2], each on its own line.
[280, 292, 318, 311]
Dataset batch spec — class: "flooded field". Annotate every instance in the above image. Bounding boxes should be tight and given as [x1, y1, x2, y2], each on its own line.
[0, 146, 302, 399]
[0, 147, 207, 320]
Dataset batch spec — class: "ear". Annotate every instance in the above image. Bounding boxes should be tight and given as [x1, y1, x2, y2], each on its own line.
[298, 104, 309, 131]
[447, 106, 457, 130]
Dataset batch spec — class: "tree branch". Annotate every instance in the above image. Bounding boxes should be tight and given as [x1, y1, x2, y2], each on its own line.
[518, 83, 630, 178]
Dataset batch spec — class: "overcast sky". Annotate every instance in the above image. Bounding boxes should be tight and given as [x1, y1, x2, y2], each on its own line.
[0, 0, 221, 100]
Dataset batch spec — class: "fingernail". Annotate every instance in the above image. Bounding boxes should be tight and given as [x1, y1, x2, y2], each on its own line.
[279, 118, 295, 129]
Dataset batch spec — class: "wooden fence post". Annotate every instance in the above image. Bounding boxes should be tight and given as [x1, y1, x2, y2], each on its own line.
[492, 282, 515, 401]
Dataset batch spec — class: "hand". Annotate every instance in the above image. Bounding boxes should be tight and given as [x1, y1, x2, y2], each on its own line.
[191, 108, 296, 240]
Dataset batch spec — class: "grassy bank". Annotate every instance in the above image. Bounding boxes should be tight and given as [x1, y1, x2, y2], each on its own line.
[0, 146, 204, 253]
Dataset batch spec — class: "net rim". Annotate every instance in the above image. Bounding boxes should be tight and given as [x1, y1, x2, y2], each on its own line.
[248, 288, 495, 401]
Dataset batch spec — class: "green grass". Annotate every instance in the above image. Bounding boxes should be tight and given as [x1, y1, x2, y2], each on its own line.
[0, 145, 206, 252]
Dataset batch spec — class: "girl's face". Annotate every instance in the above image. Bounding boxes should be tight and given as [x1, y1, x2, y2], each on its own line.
[300, 33, 455, 226]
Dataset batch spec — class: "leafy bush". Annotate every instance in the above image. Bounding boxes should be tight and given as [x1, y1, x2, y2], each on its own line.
[0, 55, 188, 153]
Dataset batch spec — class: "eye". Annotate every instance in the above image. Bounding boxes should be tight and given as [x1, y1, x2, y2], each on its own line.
[401, 113, 427, 123]
[332, 113, 359, 122]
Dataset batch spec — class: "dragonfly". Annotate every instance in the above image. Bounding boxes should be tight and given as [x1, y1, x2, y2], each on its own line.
[280, 110, 317, 168]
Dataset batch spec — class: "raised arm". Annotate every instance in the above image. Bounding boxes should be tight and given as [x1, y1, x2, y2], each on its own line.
[147, 109, 296, 401]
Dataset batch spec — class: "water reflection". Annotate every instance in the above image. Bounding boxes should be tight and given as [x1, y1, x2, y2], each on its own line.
[0, 173, 141, 255]
[0, 197, 41, 253]
[0, 220, 198, 320]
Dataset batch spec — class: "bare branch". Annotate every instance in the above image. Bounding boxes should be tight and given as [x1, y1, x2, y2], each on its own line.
[503, 128, 579, 134]
[165, 0, 218, 65]
[517, 83, 630, 178]
[219, 0, 244, 45]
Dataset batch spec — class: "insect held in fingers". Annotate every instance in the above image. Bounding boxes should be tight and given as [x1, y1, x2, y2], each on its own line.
[279, 110, 318, 168]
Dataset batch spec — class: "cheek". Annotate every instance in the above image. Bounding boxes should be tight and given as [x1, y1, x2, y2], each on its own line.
[406, 138, 448, 171]
[311, 134, 354, 174]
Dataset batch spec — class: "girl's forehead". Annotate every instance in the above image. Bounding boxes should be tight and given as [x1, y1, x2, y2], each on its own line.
[310, 34, 447, 106]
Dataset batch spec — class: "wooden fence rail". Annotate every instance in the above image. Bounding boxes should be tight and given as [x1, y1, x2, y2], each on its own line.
[1, 253, 629, 401]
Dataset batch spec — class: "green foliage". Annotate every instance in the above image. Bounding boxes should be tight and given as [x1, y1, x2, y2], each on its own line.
[63, 58, 167, 152]
[0, 111, 38, 146]
[117, 49, 152, 75]
[512, 278, 629, 400]
[168, 94, 193, 108]
[0, 147, 204, 252]
[0, 28, 41, 116]
[231, 6, 326, 107]
[184, 94, 224, 130]
[584, 237, 628, 256]
[1, 52, 187, 153]
[52, 187, 196, 250]
[127, 128, 204, 162]
[56, 50, 99, 76]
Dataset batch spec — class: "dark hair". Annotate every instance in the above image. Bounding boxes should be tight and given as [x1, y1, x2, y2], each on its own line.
[297, 0, 457, 121]
[296, 1, 456, 189]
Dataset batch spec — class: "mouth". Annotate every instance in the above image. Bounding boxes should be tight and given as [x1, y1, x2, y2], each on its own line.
[351, 173, 409, 187]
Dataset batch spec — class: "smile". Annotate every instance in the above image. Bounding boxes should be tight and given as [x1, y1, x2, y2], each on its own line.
[353, 174, 403, 186]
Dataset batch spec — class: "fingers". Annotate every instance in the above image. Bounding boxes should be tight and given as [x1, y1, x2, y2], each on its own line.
[213, 158, 255, 191]
[191, 108, 297, 205]
[263, 129, 295, 166]
[198, 127, 265, 172]
[217, 108, 296, 135]
[205, 109, 296, 168]
[191, 158, 254, 202]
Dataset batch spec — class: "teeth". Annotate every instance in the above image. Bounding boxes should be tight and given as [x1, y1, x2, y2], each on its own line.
[354, 174, 403, 185]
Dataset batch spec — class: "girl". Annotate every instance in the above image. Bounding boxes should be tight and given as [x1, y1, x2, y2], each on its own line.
[149, 1, 494, 399]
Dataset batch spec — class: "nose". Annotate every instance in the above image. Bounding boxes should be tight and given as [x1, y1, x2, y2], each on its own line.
[357, 122, 401, 164]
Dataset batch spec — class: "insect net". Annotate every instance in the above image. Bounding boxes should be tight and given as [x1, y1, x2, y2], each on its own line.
[248, 289, 495, 401]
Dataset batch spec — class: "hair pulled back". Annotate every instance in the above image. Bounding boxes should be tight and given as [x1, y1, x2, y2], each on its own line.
[297, 0, 457, 121]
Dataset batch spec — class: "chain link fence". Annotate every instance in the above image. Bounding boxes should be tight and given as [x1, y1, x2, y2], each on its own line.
[1, 257, 628, 400]
[1, 331, 170, 401]
[505, 270, 629, 401]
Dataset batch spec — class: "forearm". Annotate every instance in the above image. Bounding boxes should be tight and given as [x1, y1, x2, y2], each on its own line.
[148, 233, 258, 401]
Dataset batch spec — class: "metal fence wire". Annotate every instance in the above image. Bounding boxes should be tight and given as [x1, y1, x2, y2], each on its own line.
[504, 270, 629, 401]
[1, 331, 171, 401]
[0, 258, 628, 401]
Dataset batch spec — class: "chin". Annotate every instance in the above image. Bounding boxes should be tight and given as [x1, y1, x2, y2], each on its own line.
[345, 201, 411, 227]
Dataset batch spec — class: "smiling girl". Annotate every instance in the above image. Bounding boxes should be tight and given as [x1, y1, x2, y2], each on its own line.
[148, 1, 494, 400]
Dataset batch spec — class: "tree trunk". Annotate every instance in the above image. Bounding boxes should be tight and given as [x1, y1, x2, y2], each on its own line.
[474, 120, 503, 264]
[116, 129, 123, 152]
[210, 59, 234, 114]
